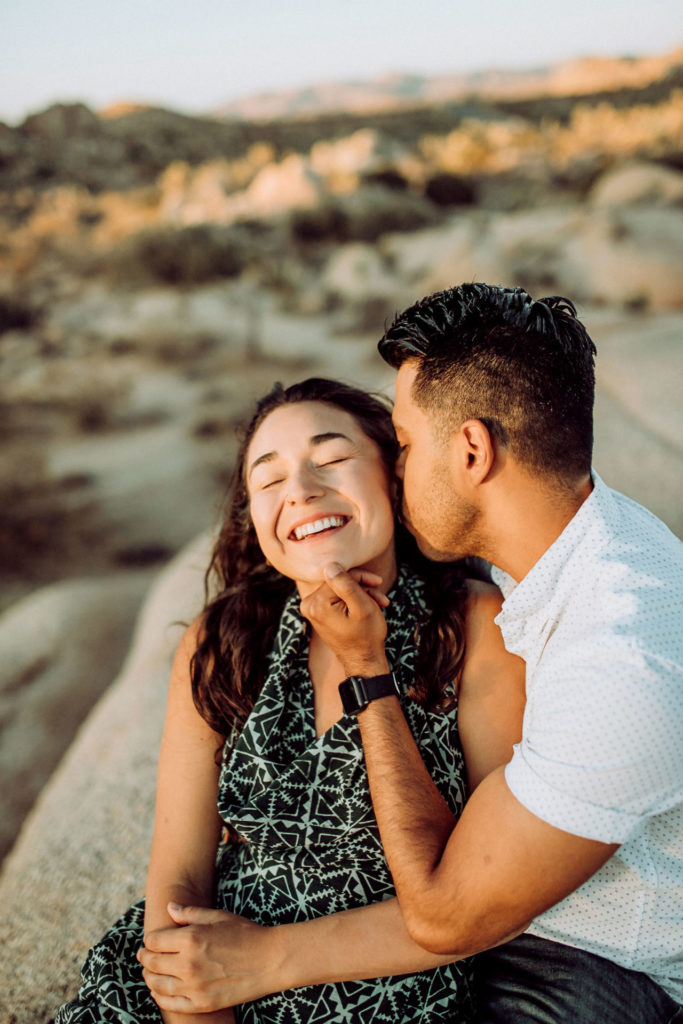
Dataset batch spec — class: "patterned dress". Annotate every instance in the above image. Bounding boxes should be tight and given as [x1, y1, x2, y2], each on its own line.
[55, 567, 474, 1023]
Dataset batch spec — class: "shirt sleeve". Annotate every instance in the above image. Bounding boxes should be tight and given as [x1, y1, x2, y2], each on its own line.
[505, 642, 683, 844]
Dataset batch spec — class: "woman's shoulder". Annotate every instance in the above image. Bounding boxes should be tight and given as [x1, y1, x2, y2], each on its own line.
[460, 578, 511, 673]
[178, 613, 206, 654]
[460, 577, 523, 680]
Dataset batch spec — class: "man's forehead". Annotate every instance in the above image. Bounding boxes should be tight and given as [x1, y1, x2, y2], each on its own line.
[394, 361, 420, 410]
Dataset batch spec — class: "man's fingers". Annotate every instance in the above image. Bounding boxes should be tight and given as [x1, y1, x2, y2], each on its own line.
[322, 563, 373, 613]
[365, 587, 390, 609]
[348, 568, 384, 588]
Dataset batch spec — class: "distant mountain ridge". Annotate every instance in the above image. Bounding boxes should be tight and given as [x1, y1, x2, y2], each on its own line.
[211, 45, 683, 121]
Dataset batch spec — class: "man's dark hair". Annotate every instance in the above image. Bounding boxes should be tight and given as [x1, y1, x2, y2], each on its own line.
[379, 282, 597, 483]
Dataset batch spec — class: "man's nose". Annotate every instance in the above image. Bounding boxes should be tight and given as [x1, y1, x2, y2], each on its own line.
[395, 449, 406, 480]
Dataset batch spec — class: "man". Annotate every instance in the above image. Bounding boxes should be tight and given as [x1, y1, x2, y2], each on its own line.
[302, 283, 683, 1021]
[142, 284, 683, 1022]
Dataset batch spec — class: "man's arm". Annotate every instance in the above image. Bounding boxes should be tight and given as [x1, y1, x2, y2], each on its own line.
[301, 565, 618, 956]
[355, 699, 617, 954]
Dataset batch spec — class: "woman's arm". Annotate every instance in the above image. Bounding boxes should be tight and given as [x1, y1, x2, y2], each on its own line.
[142, 619, 234, 1024]
[136, 581, 527, 1012]
[457, 581, 526, 791]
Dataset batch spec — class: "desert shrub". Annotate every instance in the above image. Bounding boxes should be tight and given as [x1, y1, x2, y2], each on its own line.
[113, 543, 174, 567]
[0, 441, 98, 575]
[361, 169, 409, 191]
[289, 205, 349, 243]
[424, 172, 477, 206]
[115, 223, 253, 285]
[0, 295, 37, 334]
[289, 189, 437, 245]
[342, 189, 438, 242]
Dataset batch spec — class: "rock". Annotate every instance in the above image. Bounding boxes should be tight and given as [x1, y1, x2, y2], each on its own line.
[383, 214, 505, 295]
[245, 154, 323, 217]
[589, 161, 683, 208]
[0, 533, 213, 1022]
[321, 243, 398, 304]
[562, 207, 683, 308]
[0, 574, 152, 862]
[488, 206, 584, 292]
[310, 128, 408, 192]
[159, 159, 245, 225]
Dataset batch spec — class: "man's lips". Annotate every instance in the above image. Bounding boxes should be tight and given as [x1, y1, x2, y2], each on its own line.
[288, 514, 350, 541]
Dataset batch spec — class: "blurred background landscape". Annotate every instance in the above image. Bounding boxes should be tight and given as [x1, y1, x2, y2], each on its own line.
[1, 4, 682, 880]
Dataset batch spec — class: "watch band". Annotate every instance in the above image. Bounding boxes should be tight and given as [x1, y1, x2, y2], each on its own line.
[338, 672, 400, 715]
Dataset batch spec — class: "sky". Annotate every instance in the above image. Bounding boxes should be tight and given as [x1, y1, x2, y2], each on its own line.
[2, 0, 681, 125]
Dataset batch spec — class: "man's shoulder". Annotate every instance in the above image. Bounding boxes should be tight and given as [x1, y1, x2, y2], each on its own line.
[571, 480, 683, 601]
[593, 480, 682, 559]
[538, 487, 683, 691]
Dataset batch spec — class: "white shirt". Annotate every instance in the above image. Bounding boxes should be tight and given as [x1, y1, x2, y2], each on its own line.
[492, 473, 683, 1003]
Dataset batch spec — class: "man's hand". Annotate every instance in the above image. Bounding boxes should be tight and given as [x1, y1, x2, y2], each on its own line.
[137, 905, 284, 1013]
[300, 564, 390, 676]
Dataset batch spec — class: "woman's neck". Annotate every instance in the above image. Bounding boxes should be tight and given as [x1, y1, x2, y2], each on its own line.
[295, 547, 398, 601]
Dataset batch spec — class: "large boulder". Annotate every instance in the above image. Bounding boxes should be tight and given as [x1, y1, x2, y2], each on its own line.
[0, 532, 212, 1022]
[591, 308, 683, 538]
[244, 154, 324, 218]
[589, 161, 683, 209]
[0, 573, 151, 862]
[562, 207, 683, 309]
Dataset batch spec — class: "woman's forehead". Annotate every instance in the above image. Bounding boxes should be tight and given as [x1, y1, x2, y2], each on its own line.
[250, 401, 364, 450]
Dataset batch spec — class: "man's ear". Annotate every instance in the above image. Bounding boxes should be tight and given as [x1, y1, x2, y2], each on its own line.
[452, 419, 496, 485]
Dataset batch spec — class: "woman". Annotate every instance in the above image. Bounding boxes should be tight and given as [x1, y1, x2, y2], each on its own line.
[56, 378, 524, 1024]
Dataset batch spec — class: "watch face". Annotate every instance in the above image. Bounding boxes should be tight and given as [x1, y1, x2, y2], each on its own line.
[339, 676, 368, 715]
[338, 674, 398, 715]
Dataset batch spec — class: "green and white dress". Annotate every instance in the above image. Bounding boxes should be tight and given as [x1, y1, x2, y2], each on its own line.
[56, 567, 474, 1023]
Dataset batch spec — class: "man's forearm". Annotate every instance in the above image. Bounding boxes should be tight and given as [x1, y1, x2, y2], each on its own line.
[355, 698, 460, 937]
[353, 697, 620, 957]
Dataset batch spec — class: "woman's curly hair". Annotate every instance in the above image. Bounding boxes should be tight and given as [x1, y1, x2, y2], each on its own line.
[190, 378, 469, 744]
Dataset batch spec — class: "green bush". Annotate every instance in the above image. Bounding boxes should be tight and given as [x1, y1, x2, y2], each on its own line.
[116, 223, 253, 285]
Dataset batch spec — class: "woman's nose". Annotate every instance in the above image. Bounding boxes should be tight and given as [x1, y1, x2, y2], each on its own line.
[285, 465, 325, 504]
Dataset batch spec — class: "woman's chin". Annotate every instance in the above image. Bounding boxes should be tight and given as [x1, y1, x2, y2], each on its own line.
[289, 555, 354, 598]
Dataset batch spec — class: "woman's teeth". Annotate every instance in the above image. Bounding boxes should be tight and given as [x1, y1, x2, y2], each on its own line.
[293, 516, 347, 541]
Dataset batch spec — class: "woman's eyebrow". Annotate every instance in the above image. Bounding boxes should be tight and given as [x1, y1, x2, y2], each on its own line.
[248, 450, 277, 478]
[248, 433, 354, 478]
[310, 431, 353, 446]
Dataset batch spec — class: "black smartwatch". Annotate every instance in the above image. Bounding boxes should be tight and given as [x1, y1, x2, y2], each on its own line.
[338, 673, 400, 716]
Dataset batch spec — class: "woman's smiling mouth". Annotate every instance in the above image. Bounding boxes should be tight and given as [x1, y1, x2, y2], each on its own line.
[290, 515, 350, 541]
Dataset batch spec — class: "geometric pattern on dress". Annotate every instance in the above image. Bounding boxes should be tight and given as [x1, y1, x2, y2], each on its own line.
[55, 566, 474, 1023]
[216, 567, 474, 1023]
[54, 900, 162, 1023]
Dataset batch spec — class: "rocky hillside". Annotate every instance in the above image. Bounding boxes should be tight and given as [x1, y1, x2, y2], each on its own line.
[214, 46, 683, 119]
[1, 48, 682, 870]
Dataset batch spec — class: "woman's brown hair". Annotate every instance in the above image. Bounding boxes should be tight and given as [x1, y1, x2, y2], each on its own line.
[191, 378, 468, 744]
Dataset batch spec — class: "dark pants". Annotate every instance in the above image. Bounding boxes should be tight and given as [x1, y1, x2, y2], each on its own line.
[475, 934, 683, 1023]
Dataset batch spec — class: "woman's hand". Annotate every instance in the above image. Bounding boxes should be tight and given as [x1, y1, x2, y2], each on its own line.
[138, 905, 283, 1013]
[300, 564, 390, 677]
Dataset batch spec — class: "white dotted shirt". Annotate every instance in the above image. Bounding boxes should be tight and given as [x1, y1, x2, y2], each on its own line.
[491, 473, 683, 1003]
